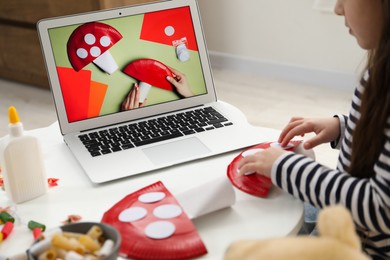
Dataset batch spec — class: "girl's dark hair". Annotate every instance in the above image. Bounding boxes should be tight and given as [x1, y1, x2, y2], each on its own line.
[349, 1, 390, 178]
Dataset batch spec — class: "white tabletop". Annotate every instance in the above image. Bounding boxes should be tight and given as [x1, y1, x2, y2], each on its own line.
[0, 123, 303, 259]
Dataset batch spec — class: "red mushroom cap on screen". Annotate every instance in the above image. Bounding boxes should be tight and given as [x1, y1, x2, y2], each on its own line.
[123, 59, 174, 91]
[67, 22, 122, 73]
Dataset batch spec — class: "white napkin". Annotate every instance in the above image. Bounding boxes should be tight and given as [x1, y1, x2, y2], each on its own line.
[176, 176, 236, 219]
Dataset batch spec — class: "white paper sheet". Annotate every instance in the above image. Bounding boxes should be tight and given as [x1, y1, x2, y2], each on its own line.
[176, 176, 236, 219]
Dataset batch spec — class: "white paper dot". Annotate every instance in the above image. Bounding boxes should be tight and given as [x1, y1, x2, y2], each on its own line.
[164, 26, 175, 36]
[118, 207, 147, 222]
[242, 148, 264, 157]
[84, 33, 96, 45]
[76, 48, 88, 59]
[144, 221, 175, 239]
[153, 204, 182, 219]
[100, 36, 111, 47]
[270, 142, 294, 149]
[138, 192, 166, 203]
[90, 46, 101, 57]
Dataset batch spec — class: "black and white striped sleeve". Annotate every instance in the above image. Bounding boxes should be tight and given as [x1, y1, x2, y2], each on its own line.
[331, 114, 348, 149]
[271, 152, 390, 234]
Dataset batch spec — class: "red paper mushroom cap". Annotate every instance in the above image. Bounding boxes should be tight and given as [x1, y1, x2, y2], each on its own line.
[123, 59, 174, 91]
[227, 141, 302, 198]
[101, 181, 207, 260]
[67, 22, 122, 71]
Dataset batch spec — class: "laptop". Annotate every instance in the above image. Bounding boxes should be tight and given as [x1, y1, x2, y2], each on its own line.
[37, 0, 266, 184]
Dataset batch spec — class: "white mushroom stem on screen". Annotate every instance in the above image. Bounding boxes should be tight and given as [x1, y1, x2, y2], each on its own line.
[92, 50, 118, 74]
[138, 82, 152, 103]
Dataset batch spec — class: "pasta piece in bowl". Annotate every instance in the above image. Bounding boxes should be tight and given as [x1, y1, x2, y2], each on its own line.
[26, 222, 121, 260]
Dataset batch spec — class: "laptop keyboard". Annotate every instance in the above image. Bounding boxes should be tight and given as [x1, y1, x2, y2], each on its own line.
[78, 106, 233, 157]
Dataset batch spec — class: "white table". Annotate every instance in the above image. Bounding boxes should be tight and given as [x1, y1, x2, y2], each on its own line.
[0, 123, 303, 259]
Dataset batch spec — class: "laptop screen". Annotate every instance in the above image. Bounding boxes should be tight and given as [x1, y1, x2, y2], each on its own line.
[47, 6, 208, 123]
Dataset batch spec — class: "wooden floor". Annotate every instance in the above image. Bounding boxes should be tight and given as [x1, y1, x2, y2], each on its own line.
[0, 68, 352, 168]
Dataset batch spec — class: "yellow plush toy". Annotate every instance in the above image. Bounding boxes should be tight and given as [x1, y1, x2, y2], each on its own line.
[224, 205, 370, 260]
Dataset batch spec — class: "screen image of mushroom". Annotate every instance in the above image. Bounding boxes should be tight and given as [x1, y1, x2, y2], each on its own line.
[123, 59, 175, 103]
[67, 22, 123, 74]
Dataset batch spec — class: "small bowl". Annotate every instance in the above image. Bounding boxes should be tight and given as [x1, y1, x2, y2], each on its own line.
[27, 222, 121, 260]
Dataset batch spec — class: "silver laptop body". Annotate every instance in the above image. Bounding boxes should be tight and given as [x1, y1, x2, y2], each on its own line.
[37, 0, 266, 184]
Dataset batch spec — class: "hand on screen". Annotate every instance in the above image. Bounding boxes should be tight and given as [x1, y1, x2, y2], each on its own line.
[166, 67, 194, 98]
[121, 83, 146, 111]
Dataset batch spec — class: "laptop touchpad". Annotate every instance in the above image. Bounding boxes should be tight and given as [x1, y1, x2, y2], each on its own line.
[142, 137, 211, 165]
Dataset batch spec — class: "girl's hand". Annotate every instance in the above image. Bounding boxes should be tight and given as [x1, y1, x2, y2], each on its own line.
[237, 147, 287, 177]
[278, 117, 340, 150]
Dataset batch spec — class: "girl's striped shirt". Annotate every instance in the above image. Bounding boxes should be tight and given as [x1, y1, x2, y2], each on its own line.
[271, 83, 390, 259]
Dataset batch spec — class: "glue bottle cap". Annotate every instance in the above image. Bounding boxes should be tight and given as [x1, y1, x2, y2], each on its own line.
[8, 106, 23, 137]
[8, 106, 20, 124]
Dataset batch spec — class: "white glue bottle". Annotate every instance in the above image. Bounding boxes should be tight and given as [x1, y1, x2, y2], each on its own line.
[0, 106, 47, 203]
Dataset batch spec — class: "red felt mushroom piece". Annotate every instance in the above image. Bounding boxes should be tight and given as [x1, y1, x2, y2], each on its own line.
[123, 59, 175, 102]
[67, 22, 122, 74]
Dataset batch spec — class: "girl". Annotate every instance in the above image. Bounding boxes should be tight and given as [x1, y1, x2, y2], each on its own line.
[238, 0, 390, 258]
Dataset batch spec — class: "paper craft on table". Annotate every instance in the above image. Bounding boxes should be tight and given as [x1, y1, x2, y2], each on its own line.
[227, 141, 304, 198]
[101, 181, 208, 260]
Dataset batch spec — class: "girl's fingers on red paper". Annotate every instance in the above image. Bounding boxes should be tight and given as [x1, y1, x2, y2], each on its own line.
[279, 124, 309, 147]
[278, 117, 304, 144]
